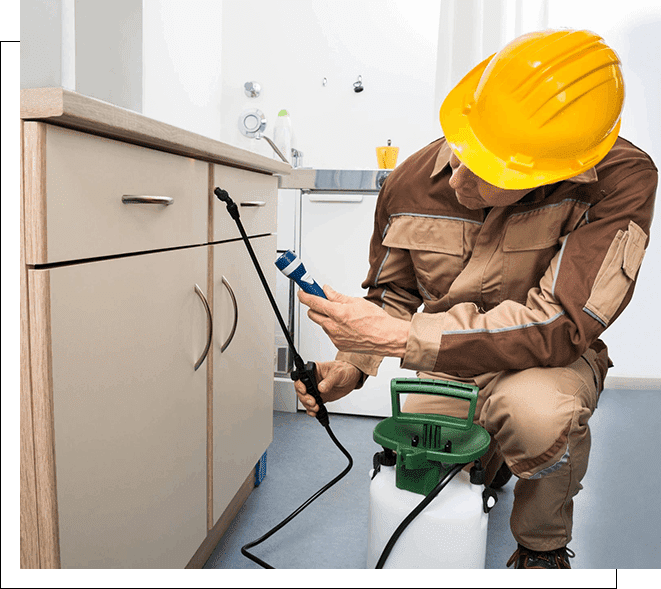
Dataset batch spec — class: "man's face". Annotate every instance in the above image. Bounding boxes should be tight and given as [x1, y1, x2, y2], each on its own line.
[448, 152, 534, 209]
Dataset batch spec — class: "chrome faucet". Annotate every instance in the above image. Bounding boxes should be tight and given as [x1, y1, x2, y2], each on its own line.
[291, 148, 304, 168]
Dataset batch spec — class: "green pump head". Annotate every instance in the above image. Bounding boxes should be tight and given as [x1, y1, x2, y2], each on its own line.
[373, 378, 491, 496]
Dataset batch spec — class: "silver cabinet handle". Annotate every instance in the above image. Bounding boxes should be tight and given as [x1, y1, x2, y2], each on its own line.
[220, 276, 239, 353]
[239, 201, 267, 207]
[122, 195, 174, 205]
[194, 284, 213, 371]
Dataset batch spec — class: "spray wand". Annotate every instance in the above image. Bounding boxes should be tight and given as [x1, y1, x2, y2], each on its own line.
[214, 186, 352, 568]
[215, 187, 329, 426]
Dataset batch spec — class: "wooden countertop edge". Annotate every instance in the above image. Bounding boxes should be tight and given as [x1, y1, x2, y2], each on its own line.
[20, 88, 292, 176]
[277, 168, 318, 189]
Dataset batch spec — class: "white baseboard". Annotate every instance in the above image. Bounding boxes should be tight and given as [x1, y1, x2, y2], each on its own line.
[604, 376, 661, 390]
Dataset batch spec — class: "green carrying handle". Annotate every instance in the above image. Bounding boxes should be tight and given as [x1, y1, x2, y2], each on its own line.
[374, 377, 490, 494]
[390, 377, 479, 432]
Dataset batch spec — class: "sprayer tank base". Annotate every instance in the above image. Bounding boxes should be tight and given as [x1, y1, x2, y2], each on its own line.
[367, 465, 488, 569]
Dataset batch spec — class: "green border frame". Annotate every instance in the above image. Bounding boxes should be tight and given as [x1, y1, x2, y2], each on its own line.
[0, 0, 661, 589]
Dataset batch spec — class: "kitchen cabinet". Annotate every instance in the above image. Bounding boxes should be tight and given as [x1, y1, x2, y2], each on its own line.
[212, 237, 275, 519]
[31, 247, 209, 568]
[210, 164, 277, 518]
[20, 88, 290, 569]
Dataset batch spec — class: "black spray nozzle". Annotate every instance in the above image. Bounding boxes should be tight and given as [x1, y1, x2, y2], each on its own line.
[214, 187, 240, 220]
[214, 186, 231, 202]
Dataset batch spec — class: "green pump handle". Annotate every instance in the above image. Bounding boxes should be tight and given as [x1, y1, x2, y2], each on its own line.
[389, 377, 479, 432]
[373, 378, 491, 494]
[374, 377, 490, 467]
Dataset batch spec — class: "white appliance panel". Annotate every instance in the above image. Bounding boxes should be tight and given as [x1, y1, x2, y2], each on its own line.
[299, 192, 407, 417]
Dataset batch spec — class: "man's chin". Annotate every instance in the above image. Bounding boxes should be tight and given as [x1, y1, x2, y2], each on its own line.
[455, 192, 487, 209]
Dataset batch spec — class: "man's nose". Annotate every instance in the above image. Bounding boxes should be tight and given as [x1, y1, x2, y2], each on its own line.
[449, 161, 473, 190]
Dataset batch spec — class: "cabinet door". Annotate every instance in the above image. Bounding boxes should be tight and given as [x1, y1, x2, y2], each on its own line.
[212, 237, 275, 521]
[40, 246, 209, 568]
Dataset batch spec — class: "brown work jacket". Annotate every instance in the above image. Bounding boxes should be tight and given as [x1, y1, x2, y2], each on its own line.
[337, 137, 657, 385]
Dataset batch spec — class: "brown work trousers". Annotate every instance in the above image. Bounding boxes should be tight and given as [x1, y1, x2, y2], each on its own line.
[402, 347, 605, 552]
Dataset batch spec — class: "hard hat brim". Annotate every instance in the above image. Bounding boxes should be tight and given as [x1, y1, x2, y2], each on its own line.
[439, 55, 621, 190]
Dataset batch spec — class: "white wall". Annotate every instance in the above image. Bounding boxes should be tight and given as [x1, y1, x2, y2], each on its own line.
[218, 0, 442, 169]
[142, 0, 223, 137]
[20, 0, 65, 89]
[217, 0, 661, 379]
[547, 0, 661, 379]
[75, 0, 142, 112]
[20, 0, 143, 112]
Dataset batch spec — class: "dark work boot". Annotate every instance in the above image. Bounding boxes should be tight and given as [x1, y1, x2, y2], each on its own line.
[507, 544, 575, 569]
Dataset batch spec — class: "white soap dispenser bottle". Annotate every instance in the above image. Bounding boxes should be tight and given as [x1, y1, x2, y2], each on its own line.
[273, 109, 292, 163]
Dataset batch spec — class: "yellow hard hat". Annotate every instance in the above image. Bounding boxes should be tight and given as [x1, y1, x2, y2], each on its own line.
[440, 29, 624, 189]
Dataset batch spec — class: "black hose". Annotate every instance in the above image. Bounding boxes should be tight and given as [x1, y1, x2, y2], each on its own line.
[214, 187, 463, 569]
[214, 187, 354, 567]
[374, 462, 467, 569]
[241, 423, 354, 569]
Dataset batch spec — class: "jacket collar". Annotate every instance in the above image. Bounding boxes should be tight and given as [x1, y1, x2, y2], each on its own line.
[431, 140, 599, 185]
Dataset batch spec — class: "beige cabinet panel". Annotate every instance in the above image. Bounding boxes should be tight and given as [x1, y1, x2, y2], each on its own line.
[212, 164, 277, 241]
[212, 237, 275, 521]
[45, 246, 209, 568]
[21, 109, 281, 568]
[25, 123, 208, 265]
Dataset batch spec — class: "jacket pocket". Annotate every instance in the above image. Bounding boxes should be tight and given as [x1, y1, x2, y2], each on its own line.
[583, 221, 647, 327]
[382, 215, 469, 299]
[383, 214, 464, 254]
[503, 200, 590, 251]
[501, 200, 590, 303]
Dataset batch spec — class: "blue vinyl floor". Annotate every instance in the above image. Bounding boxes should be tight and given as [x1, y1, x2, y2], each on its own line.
[204, 388, 660, 571]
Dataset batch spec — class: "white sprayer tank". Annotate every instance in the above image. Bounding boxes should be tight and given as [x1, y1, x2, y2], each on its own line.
[367, 465, 489, 568]
[368, 377, 494, 568]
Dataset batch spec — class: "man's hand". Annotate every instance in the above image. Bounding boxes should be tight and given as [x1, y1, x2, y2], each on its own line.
[294, 361, 362, 417]
[298, 285, 410, 357]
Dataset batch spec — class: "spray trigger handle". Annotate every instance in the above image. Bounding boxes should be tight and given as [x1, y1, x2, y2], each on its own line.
[291, 361, 329, 426]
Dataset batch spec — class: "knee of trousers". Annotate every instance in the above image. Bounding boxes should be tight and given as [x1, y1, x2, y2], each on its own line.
[479, 366, 595, 480]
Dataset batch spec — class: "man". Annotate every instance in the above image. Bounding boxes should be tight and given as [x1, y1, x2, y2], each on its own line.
[295, 29, 657, 568]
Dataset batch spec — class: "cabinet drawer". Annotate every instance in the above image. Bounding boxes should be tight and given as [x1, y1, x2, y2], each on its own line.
[213, 164, 277, 241]
[24, 123, 208, 264]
